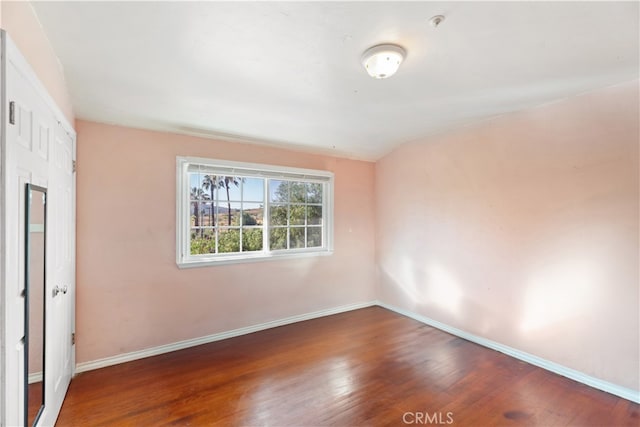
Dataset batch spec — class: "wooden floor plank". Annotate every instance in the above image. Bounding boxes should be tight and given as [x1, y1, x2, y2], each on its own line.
[57, 307, 639, 426]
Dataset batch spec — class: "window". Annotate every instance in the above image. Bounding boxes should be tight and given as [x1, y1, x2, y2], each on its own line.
[176, 157, 333, 267]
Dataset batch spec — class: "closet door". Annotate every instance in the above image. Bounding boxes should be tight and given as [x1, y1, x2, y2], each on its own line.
[40, 125, 76, 426]
[2, 49, 52, 426]
[1, 32, 76, 426]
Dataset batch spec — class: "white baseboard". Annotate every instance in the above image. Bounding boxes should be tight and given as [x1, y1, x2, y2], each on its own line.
[75, 300, 376, 374]
[377, 301, 640, 404]
[28, 372, 42, 384]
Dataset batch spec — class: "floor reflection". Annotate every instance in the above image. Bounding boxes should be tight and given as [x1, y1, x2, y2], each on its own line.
[239, 356, 361, 425]
[27, 380, 43, 425]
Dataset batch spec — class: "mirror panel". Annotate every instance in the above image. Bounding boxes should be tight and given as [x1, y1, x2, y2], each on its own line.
[25, 184, 46, 426]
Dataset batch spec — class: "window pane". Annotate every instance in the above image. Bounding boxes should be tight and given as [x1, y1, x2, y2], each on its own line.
[243, 178, 264, 202]
[189, 173, 203, 193]
[270, 180, 289, 203]
[307, 227, 322, 248]
[190, 202, 197, 226]
[216, 204, 224, 226]
[242, 228, 263, 252]
[219, 176, 242, 202]
[200, 203, 215, 226]
[269, 204, 287, 226]
[269, 228, 287, 250]
[190, 228, 215, 255]
[290, 227, 305, 249]
[242, 203, 263, 226]
[219, 202, 241, 226]
[289, 205, 305, 225]
[190, 201, 206, 227]
[201, 175, 218, 201]
[307, 206, 322, 225]
[307, 183, 323, 203]
[211, 203, 222, 227]
[290, 181, 306, 203]
[190, 186, 207, 201]
[218, 228, 240, 253]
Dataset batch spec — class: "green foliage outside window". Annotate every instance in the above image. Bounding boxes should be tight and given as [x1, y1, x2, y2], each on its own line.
[190, 177, 322, 256]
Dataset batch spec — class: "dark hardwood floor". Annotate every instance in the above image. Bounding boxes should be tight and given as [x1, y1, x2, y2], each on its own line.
[28, 381, 43, 424]
[57, 307, 639, 426]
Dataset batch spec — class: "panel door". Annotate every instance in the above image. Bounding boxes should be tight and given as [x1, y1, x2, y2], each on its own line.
[3, 50, 52, 426]
[2, 33, 76, 427]
[38, 124, 75, 427]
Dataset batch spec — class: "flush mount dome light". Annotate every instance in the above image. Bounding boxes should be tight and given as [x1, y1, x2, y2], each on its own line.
[361, 44, 406, 79]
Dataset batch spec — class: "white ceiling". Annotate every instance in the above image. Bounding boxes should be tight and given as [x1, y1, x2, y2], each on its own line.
[32, 1, 639, 161]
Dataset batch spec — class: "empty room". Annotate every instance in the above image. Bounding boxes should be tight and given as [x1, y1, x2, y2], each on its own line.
[0, 1, 638, 426]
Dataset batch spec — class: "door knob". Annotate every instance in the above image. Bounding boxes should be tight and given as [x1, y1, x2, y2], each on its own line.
[53, 285, 68, 297]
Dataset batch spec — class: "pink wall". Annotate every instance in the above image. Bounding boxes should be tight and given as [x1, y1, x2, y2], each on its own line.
[4, 1, 637, 394]
[1, 1, 74, 123]
[376, 80, 640, 391]
[75, 120, 376, 363]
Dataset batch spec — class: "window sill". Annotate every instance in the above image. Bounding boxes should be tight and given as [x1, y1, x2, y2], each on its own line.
[177, 249, 334, 269]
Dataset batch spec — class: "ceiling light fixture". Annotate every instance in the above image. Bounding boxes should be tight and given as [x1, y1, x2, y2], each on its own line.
[361, 44, 406, 79]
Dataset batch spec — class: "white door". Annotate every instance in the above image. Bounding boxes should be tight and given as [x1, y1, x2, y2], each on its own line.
[1, 32, 75, 426]
[41, 125, 76, 427]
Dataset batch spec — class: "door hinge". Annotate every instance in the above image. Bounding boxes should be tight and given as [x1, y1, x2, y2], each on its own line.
[9, 101, 15, 125]
[72, 160, 77, 173]
[71, 332, 76, 345]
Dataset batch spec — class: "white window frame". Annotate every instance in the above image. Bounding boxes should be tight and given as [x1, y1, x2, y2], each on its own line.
[176, 156, 334, 268]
